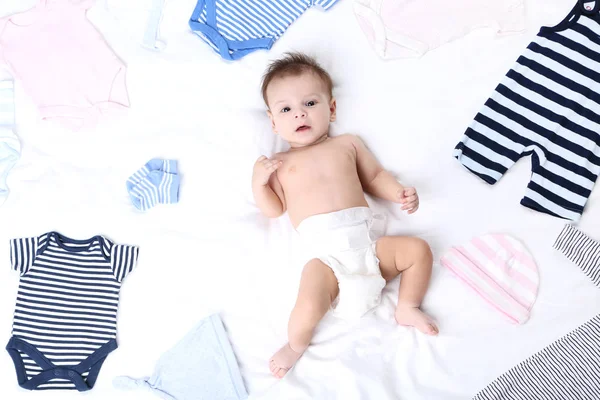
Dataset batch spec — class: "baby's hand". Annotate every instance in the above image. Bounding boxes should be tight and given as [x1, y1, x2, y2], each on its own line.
[397, 187, 419, 214]
[253, 156, 283, 187]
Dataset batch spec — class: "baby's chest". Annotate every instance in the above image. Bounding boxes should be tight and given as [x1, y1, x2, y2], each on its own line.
[279, 151, 357, 186]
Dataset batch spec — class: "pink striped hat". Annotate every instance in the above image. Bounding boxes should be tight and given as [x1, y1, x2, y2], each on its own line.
[440, 234, 539, 324]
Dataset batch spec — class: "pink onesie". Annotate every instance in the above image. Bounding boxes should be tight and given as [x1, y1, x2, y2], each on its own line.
[0, 0, 129, 130]
[354, 0, 526, 59]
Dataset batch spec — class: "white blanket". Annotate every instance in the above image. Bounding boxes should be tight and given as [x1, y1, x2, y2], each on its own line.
[1, 0, 600, 399]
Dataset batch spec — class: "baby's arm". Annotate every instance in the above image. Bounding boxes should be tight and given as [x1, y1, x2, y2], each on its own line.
[252, 156, 286, 218]
[350, 135, 419, 213]
[349, 135, 404, 200]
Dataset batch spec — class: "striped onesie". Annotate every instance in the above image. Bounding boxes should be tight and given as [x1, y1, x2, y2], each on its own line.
[5, 232, 139, 391]
[454, 0, 600, 221]
[188, 0, 339, 60]
[473, 224, 600, 399]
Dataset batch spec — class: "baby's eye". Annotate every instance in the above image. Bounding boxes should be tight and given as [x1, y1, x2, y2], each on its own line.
[281, 107, 290, 113]
[305, 100, 316, 107]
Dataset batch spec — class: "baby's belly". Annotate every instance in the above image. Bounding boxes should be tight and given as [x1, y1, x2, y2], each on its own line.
[287, 186, 369, 228]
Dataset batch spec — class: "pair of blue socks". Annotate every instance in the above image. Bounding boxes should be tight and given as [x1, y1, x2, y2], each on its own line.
[127, 159, 180, 211]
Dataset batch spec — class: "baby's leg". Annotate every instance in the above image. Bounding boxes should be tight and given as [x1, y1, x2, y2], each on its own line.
[269, 258, 339, 379]
[376, 236, 438, 335]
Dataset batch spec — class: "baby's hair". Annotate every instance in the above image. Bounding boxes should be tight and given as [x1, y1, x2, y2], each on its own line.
[261, 52, 333, 106]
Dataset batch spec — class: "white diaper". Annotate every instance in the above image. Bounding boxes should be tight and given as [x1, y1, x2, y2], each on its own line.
[296, 207, 387, 320]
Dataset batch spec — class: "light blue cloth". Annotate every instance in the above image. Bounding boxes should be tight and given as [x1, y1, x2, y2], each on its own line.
[104, 0, 167, 51]
[126, 159, 180, 211]
[113, 314, 247, 400]
[142, 0, 166, 51]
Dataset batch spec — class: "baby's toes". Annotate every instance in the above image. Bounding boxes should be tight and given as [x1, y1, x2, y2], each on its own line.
[276, 368, 288, 379]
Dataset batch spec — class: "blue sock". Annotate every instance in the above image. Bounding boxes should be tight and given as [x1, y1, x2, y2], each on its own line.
[126, 158, 177, 192]
[127, 159, 179, 211]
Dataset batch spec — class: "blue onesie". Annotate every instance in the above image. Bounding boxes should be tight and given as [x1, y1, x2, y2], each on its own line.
[5, 232, 139, 391]
[189, 0, 339, 60]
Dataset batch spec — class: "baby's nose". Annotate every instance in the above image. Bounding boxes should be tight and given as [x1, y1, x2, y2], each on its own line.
[295, 110, 306, 118]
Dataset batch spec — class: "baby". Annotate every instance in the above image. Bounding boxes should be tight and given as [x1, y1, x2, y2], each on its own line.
[252, 53, 437, 379]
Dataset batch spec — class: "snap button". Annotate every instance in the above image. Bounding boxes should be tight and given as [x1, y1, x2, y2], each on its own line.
[53, 369, 62, 376]
[67, 371, 76, 378]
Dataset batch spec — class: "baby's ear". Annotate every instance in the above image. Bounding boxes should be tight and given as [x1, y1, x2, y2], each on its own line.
[266, 109, 278, 134]
[329, 98, 337, 122]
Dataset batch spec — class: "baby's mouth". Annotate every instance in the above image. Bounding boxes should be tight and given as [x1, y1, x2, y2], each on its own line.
[296, 125, 310, 132]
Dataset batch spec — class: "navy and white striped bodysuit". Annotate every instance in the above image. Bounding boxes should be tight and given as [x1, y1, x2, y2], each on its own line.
[5, 232, 139, 391]
[454, 0, 600, 221]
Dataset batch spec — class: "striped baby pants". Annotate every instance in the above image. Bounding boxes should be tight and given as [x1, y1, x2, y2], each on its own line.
[454, 0, 600, 221]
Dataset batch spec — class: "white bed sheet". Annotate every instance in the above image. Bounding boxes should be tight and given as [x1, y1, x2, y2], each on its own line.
[1, 0, 600, 399]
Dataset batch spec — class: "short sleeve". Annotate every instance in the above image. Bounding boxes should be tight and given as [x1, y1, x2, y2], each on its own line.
[10, 237, 38, 276]
[111, 244, 139, 283]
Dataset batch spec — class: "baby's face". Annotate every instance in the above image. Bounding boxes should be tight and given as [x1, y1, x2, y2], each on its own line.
[266, 72, 336, 148]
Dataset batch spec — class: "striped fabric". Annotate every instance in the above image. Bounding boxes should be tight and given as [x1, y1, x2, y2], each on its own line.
[440, 234, 539, 324]
[472, 224, 600, 399]
[554, 223, 600, 286]
[0, 78, 20, 206]
[454, 0, 600, 221]
[6, 232, 139, 391]
[126, 158, 180, 211]
[473, 315, 600, 400]
[188, 0, 339, 60]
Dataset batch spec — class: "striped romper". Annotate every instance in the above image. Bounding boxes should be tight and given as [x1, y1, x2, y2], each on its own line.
[5, 232, 139, 391]
[188, 0, 339, 60]
[454, 0, 600, 221]
[473, 224, 600, 399]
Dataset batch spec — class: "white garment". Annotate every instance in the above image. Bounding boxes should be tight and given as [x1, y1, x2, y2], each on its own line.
[104, 0, 167, 51]
[354, 0, 526, 59]
[0, 78, 20, 206]
[297, 207, 387, 320]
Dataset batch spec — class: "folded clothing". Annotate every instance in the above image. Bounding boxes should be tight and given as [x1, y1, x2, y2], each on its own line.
[126, 158, 180, 211]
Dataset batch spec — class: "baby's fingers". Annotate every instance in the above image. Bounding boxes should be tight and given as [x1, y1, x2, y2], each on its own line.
[401, 199, 419, 211]
[403, 187, 416, 196]
[407, 204, 419, 214]
[402, 195, 418, 204]
[264, 159, 283, 171]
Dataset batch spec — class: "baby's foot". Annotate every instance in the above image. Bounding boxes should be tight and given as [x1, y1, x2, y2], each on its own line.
[269, 343, 304, 379]
[395, 305, 439, 336]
